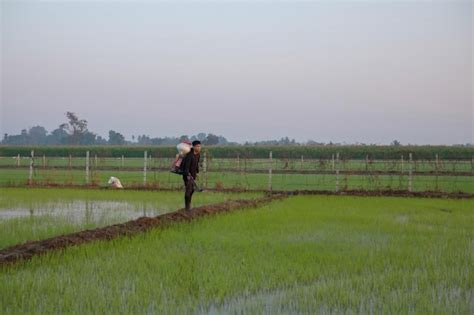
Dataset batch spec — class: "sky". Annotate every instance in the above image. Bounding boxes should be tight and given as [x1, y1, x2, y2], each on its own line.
[0, 0, 472, 144]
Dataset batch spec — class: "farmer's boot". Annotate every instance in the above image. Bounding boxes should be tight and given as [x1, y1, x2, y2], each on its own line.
[185, 196, 192, 211]
[184, 179, 194, 212]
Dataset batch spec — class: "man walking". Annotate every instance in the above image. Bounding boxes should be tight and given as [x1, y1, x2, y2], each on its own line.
[182, 140, 201, 211]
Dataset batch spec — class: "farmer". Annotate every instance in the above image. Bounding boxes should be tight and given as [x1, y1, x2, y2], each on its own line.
[182, 140, 202, 211]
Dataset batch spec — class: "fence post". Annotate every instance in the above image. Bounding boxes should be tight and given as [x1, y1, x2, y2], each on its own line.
[69, 154, 72, 169]
[268, 151, 273, 193]
[237, 154, 240, 172]
[28, 150, 34, 185]
[401, 155, 404, 173]
[121, 155, 124, 168]
[85, 151, 90, 185]
[42, 154, 46, 169]
[332, 154, 335, 171]
[408, 153, 413, 192]
[143, 150, 147, 186]
[244, 154, 247, 173]
[301, 155, 304, 170]
[17, 154, 20, 167]
[94, 154, 98, 168]
[335, 152, 340, 192]
[365, 154, 369, 171]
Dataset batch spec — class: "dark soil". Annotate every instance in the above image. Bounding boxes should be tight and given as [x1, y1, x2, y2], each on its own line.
[283, 189, 474, 199]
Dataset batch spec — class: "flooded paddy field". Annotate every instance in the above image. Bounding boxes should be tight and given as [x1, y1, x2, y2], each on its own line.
[0, 188, 262, 249]
[1, 194, 472, 313]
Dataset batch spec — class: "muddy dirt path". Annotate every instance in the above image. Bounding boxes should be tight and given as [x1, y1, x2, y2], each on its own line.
[283, 189, 474, 199]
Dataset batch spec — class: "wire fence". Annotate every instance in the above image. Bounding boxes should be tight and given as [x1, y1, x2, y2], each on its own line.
[0, 150, 472, 194]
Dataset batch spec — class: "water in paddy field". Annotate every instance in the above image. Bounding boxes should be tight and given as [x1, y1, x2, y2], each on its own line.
[0, 200, 172, 224]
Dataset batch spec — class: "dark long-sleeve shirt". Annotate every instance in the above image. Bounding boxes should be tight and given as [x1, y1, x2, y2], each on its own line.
[182, 148, 200, 179]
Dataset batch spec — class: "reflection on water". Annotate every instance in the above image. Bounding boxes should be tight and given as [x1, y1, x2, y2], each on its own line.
[0, 200, 173, 224]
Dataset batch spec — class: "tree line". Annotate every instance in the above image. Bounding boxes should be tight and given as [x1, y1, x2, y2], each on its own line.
[5, 112, 467, 147]
[1, 112, 320, 146]
[2, 112, 233, 146]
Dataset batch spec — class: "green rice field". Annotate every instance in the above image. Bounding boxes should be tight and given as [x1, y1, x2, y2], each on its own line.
[1, 168, 472, 193]
[1, 155, 472, 173]
[1, 192, 473, 313]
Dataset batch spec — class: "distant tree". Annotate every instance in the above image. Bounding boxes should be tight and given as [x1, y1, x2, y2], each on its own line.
[217, 135, 228, 145]
[60, 112, 88, 145]
[96, 135, 108, 145]
[28, 126, 48, 144]
[281, 137, 290, 145]
[150, 137, 164, 145]
[204, 133, 219, 145]
[20, 129, 29, 143]
[108, 130, 125, 145]
[80, 131, 98, 145]
[391, 140, 401, 146]
[137, 135, 151, 145]
[47, 126, 69, 145]
[196, 133, 207, 141]
[1, 129, 29, 144]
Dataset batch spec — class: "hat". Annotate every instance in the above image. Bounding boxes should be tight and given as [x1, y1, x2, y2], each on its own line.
[192, 140, 201, 146]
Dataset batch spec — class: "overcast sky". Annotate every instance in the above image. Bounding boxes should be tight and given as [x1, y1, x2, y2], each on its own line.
[1, 0, 472, 144]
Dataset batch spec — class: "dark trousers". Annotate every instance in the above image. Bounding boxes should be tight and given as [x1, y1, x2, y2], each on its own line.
[183, 177, 195, 210]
